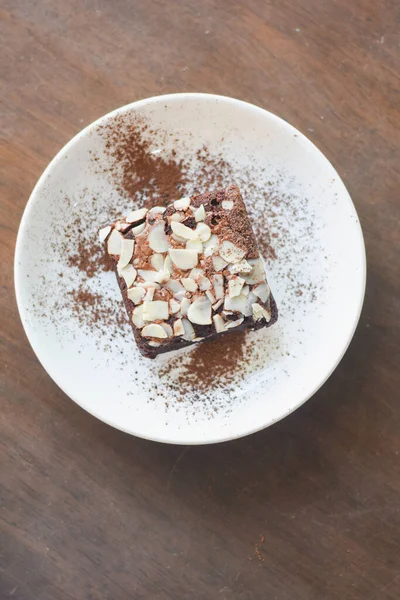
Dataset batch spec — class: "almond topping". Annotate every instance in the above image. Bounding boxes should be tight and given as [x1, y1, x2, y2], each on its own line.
[194, 205, 206, 221]
[148, 222, 170, 252]
[225, 317, 244, 329]
[187, 296, 212, 325]
[143, 300, 169, 321]
[186, 238, 203, 252]
[197, 274, 211, 291]
[118, 264, 137, 288]
[196, 222, 212, 242]
[169, 249, 198, 270]
[107, 229, 123, 255]
[182, 278, 198, 292]
[126, 207, 148, 223]
[141, 324, 168, 339]
[219, 240, 246, 263]
[228, 276, 245, 298]
[117, 239, 135, 269]
[151, 253, 164, 271]
[222, 200, 234, 210]
[174, 197, 191, 210]
[181, 318, 196, 340]
[252, 282, 270, 302]
[173, 319, 185, 336]
[127, 287, 145, 304]
[99, 226, 111, 243]
[212, 274, 224, 299]
[213, 314, 226, 332]
[212, 255, 228, 272]
[132, 305, 145, 328]
[241, 258, 266, 285]
[171, 221, 199, 240]
[169, 299, 181, 314]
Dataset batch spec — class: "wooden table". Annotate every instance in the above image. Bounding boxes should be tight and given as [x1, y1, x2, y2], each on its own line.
[2, 1, 399, 598]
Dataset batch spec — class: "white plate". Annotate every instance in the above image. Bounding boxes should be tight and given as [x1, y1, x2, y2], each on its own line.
[14, 94, 366, 445]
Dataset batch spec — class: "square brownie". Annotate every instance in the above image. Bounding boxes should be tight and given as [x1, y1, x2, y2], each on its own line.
[100, 184, 278, 358]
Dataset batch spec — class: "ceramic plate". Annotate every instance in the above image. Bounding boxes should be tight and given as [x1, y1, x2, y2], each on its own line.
[14, 93, 366, 444]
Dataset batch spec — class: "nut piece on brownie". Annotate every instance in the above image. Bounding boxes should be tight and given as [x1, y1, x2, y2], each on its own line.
[100, 184, 278, 358]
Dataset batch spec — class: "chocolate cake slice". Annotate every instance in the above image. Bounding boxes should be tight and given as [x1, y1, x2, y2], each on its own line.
[100, 184, 278, 358]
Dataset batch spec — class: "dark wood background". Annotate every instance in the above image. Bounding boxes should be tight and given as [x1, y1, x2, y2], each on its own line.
[1, 1, 399, 598]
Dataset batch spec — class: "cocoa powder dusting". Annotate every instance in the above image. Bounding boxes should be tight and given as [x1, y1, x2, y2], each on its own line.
[101, 115, 188, 206]
[67, 239, 113, 278]
[159, 331, 248, 396]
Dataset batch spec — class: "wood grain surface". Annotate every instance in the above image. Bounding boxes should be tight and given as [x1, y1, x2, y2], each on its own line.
[1, 1, 400, 598]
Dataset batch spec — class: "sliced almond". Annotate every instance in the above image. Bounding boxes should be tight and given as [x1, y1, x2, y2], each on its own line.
[180, 297, 191, 315]
[203, 234, 219, 257]
[164, 254, 173, 274]
[225, 317, 244, 329]
[141, 324, 168, 338]
[252, 303, 264, 321]
[212, 298, 223, 311]
[148, 222, 170, 253]
[99, 225, 111, 243]
[194, 205, 206, 221]
[186, 238, 203, 252]
[229, 259, 252, 274]
[174, 290, 187, 302]
[148, 341, 161, 347]
[143, 300, 169, 321]
[212, 255, 228, 272]
[197, 274, 211, 291]
[222, 200, 234, 210]
[241, 258, 266, 285]
[174, 197, 191, 210]
[224, 293, 252, 316]
[219, 240, 246, 263]
[160, 322, 173, 337]
[189, 267, 203, 280]
[173, 319, 185, 336]
[165, 278, 184, 293]
[182, 278, 198, 292]
[252, 303, 271, 322]
[242, 285, 250, 296]
[181, 318, 195, 341]
[144, 287, 155, 302]
[169, 249, 198, 270]
[228, 276, 245, 298]
[187, 296, 212, 325]
[212, 274, 224, 299]
[140, 281, 161, 290]
[170, 212, 185, 222]
[196, 222, 211, 242]
[253, 282, 270, 302]
[107, 229, 123, 255]
[126, 207, 148, 223]
[118, 239, 135, 269]
[171, 221, 198, 240]
[172, 233, 187, 243]
[127, 287, 145, 304]
[151, 253, 165, 271]
[130, 222, 146, 236]
[205, 290, 216, 304]
[138, 269, 163, 283]
[213, 314, 225, 333]
[193, 337, 205, 342]
[169, 299, 181, 314]
[118, 264, 137, 288]
[132, 305, 145, 328]
[149, 206, 166, 214]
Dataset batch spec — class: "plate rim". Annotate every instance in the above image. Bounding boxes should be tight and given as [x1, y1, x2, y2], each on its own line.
[14, 92, 367, 445]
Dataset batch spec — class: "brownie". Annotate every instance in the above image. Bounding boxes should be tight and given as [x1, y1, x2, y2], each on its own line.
[99, 184, 278, 358]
